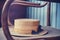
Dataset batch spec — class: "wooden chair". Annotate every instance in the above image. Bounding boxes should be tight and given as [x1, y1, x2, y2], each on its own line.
[1, 0, 48, 40]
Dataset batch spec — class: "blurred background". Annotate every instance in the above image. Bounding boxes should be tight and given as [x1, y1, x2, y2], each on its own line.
[0, 0, 60, 29]
[0, 0, 5, 27]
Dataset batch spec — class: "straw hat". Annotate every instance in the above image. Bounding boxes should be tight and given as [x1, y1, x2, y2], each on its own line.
[11, 19, 48, 37]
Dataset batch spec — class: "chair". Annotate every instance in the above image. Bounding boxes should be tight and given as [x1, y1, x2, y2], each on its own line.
[1, 0, 48, 40]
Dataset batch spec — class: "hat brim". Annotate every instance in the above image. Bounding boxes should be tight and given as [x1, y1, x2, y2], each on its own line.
[10, 29, 48, 37]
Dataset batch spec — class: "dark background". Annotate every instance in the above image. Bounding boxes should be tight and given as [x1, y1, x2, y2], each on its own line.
[0, 0, 5, 27]
[0, 0, 60, 27]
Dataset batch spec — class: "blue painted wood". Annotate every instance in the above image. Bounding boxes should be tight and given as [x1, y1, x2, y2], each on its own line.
[27, 0, 60, 29]
[50, 3, 57, 28]
[56, 3, 60, 29]
[27, 0, 48, 26]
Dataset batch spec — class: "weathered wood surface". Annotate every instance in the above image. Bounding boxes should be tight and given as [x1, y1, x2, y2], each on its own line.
[0, 26, 60, 40]
[10, 26, 60, 40]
